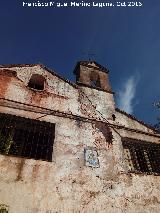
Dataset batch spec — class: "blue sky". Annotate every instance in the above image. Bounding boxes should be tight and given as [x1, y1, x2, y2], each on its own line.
[0, 0, 160, 125]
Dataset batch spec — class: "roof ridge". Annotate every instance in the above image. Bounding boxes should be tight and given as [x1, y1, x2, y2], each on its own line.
[0, 63, 78, 88]
[0, 63, 38, 68]
[115, 108, 157, 132]
[74, 61, 109, 73]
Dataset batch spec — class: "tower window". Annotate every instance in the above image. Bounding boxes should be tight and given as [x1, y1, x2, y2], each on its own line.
[0, 113, 55, 162]
[122, 138, 160, 174]
[90, 72, 100, 88]
[91, 79, 97, 87]
[28, 74, 45, 90]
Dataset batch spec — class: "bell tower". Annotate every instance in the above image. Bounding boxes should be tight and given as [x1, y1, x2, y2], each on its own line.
[73, 61, 112, 92]
[73, 61, 115, 120]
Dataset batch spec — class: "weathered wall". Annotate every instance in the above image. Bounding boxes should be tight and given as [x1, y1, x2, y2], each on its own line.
[0, 65, 160, 213]
[78, 86, 115, 120]
[0, 65, 79, 115]
[0, 64, 116, 120]
[76, 63, 112, 92]
[115, 109, 156, 134]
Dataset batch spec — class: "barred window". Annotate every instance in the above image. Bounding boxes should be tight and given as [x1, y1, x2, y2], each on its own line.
[122, 138, 160, 174]
[0, 113, 55, 162]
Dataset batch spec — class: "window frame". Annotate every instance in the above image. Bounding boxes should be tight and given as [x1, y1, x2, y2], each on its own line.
[122, 137, 160, 175]
[0, 113, 55, 162]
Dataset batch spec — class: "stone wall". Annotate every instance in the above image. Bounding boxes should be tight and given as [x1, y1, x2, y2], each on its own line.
[0, 65, 160, 213]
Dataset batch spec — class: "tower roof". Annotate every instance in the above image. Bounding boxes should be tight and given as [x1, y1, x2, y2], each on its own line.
[73, 61, 109, 74]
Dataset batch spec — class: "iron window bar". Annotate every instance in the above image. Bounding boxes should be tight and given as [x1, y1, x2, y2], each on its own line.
[0, 113, 55, 162]
[122, 138, 160, 175]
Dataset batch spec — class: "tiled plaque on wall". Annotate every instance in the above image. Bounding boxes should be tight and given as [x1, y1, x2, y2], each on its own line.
[84, 147, 99, 168]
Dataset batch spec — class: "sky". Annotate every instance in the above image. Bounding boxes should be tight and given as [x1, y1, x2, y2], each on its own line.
[0, 0, 160, 126]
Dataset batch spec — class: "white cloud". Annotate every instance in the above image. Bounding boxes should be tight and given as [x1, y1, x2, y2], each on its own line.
[117, 75, 138, 114]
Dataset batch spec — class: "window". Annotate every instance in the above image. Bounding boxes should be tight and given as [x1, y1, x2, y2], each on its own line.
[28, 74, 45, 90]
[112, 114, 116, 121]
[90, 72, 101, 88]
[0, 113, 55, 162]
[122, 138, 160, 174]
[90, 79, 97, 87]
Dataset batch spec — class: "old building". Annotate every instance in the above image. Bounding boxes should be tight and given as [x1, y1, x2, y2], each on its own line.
[0, 61, 160, 213]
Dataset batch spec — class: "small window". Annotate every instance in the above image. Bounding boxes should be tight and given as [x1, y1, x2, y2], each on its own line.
[122, 138, 160, 174]
[90, 75, 101, 88]
[0, 113, 55, 162]
[112, 114, 116, 121]
[28, 74, 45, 90]
[91, 79, 97, 87]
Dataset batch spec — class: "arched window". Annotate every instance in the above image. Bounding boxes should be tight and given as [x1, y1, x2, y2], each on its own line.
[90, 72, 101, 88]
[28, 74, 45, 90]
[91, 79, 97, 87]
